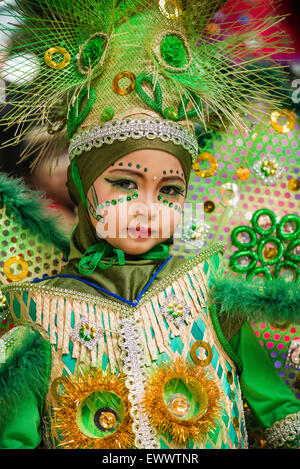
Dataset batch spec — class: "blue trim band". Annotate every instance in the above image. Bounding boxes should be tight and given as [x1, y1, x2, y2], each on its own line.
[32, 255, 173, 307]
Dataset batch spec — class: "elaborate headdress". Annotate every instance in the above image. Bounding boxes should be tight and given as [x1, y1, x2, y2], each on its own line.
[0, 0, 291, 191]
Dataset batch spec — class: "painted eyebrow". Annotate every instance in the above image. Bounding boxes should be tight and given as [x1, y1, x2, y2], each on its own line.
[107, 169, 185, 185]
[107, 168, 145, 178]
[160, 175, 186, 185]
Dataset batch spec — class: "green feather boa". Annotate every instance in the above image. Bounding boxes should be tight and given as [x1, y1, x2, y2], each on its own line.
[210, 275, 300, 325]
[0, 326, 51, 426]
[0, 172, 69, 257]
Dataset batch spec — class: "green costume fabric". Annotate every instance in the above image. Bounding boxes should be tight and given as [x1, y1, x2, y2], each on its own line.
[1, 321, 299, 449]
[230, 322, 300, 429]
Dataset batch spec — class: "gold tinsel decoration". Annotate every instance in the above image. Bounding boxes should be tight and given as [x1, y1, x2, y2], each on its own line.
[52, 368, 135, 449]
[142, 358, 222, 446]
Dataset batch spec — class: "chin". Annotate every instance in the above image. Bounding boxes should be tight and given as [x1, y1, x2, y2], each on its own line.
[109, 238, 161, 256]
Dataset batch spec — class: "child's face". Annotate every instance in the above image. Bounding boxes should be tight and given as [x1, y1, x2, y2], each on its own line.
[87, 149, 187, 255]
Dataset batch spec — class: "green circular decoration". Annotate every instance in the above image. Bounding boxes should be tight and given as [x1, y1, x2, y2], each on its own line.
[257, 236, 284, 266]
[229, 250, 258, 273]
[251, 208, 277, 236]
[160, 34, 188, 69]
[231, 225, 257, 250]
[76, 391, 125, 439]
[246, 266, 273, 282]
[274, 260, 299, 281]
[77, 32, 108, 76]
[284, 239, 300, 262]
[276, 214, 300, 241]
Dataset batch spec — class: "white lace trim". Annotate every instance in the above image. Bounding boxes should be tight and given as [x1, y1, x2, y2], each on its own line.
[69, 117, 198, 162]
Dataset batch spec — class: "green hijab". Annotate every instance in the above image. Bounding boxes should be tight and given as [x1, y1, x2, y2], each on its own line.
[47, 137, 192, 302]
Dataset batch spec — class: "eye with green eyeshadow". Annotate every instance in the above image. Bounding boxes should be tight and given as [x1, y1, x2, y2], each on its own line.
[104, 177, 138, 191]
[159, 184, 185, 197]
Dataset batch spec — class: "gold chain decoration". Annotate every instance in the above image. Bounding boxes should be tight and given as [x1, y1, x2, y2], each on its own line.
[270, 109, 295, 134]
[3, 256, 29, 282]
[44, 46, 71, 70]
[112, 71, 136, 96]
[190, 340, 213, 367]
[193, 152, 218, 178]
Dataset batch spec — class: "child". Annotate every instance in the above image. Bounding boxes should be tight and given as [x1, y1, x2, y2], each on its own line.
[0, 0, 299, 449]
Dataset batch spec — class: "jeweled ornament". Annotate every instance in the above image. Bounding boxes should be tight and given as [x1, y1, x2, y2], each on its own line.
[160, 295, 191, 327]
[94, 407, 118, 431]
[253, 156, 283, 185]
[181, 218, 210, 249]
[167, 393, 191, 418]
[52, 369, 134, 449]
[70, 316, 103, 350]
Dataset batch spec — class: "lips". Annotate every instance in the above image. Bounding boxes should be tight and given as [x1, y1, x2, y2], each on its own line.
[128, 225, 152, 238]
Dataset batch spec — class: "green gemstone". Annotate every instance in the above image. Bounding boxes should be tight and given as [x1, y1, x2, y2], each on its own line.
[191, 224, 196, 230]
[164, 106, 178, 121]
[111, 199, 117, 205]
[163, 199, 168, 205]
[169, 202, 173, 208]
[172, 312, 178, 318]
[105, 201, 110, 206]
[168, 308, 173, 314]
[158, 195, 162, 201]
[132, 193, 138, 199]
[101, 106, 114, 122]
[100, 203, 104, 209]
[127, 195, 132, 201]
[118, 197, 124, 203]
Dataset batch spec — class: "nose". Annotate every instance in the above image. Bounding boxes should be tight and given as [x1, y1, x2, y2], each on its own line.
[128, 190, 159, 222]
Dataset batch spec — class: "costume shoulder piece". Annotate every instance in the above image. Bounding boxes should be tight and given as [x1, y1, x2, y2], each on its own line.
[0, 173, 69, 334]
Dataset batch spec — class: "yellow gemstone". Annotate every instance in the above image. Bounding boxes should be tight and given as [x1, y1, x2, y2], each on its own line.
[173, 301, 178, 307]
[177, 305, 183, 310]
[99, 411, 117, 430]
[168, 303, 174, 309]
[263, 247, 277, 260]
